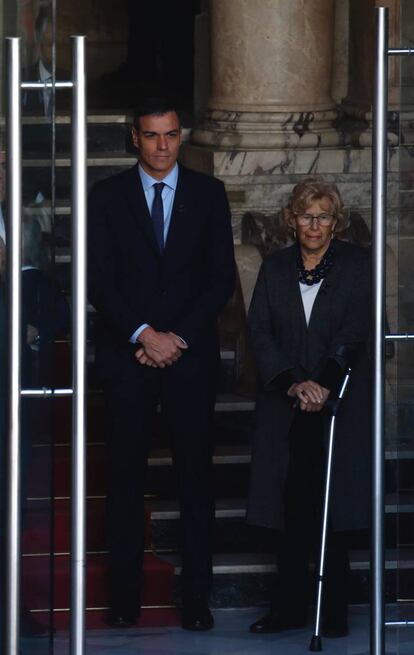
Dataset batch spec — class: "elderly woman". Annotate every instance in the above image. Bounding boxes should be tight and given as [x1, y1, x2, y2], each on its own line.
[247, 177, 370, 638]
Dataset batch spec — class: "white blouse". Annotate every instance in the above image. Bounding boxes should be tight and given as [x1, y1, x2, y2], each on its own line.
[299, 280, 323, 326]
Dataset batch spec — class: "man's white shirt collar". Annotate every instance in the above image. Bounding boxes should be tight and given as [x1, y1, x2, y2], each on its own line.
[38, 58, 51, 82]
[138, 163, 178, 192]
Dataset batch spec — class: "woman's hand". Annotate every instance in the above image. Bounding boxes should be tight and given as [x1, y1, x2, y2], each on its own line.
[287, 380, 330, 412]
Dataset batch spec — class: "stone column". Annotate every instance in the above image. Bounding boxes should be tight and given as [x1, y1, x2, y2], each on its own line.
[191, 0, 339, 150]
[331, 0, 349, 104]
[342, 0, 414, 144]
[182, 0, 360, 238]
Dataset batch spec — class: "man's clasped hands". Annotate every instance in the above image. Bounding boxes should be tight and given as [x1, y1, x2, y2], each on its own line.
[135, 326, 188, 368]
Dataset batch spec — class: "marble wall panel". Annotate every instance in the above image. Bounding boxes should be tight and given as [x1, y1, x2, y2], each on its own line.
[184, 143, 399, 179]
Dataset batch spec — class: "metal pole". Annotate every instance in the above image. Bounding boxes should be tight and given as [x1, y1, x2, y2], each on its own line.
[70, 35, 87, 655]
[5, 37, 22, 655]
[371, 7, 388, 655]
[388, 48, 414, 56]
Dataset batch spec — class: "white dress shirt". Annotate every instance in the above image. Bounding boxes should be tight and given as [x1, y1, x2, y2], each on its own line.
[38, 59, 52, 117]
[129, 163, 179, 343]
[299, 280, 322, 326]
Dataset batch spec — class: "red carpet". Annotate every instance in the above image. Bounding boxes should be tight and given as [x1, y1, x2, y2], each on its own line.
[23, 387, 178, 630]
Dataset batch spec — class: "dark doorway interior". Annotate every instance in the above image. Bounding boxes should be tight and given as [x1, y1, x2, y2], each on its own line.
[88, 1, 201, 113]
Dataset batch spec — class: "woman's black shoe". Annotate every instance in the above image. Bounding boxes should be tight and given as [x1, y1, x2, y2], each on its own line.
[250, 610, 306, 634]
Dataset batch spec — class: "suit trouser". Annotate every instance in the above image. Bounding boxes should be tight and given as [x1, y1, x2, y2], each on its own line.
[274, 412, 349, 622]
[104, 353, 217, 610]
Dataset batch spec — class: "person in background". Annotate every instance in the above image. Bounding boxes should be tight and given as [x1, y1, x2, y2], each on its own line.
[247, 177, 370, 638]
[23, 4, 53, 117]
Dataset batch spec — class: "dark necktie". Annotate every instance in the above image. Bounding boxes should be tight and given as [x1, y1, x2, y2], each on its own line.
[151, 182, 165, 252]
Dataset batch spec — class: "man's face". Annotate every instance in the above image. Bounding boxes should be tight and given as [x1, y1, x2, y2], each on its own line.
[132, 111, 181, 180]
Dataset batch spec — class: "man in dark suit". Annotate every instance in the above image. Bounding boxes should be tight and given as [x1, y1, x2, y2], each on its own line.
[87, 98, 236, 631]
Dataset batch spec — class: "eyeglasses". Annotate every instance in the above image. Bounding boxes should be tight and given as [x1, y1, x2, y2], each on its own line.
[294, 212, 335, 227]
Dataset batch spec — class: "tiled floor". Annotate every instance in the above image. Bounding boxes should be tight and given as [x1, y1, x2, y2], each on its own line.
[22, 606, 414, 655]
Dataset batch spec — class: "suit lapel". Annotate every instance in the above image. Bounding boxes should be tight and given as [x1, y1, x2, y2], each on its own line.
[164, 165, 192, 265]
[307, 240, 346, 330]
[286, 246, 307, 336]
[277, 246, 308, 371]
[124, 163, 160, 256]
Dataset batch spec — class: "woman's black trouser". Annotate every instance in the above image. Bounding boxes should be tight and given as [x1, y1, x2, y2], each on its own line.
[273, 411, 349, 623]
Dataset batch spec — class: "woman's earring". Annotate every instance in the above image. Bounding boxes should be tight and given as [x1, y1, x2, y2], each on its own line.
[331, 230, 335, 240]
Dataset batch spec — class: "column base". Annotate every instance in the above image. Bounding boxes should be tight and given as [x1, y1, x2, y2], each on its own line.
[191, 108, 341, 150]
[340, 103, 414, 146]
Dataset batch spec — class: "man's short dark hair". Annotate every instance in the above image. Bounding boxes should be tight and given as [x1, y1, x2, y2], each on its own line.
[132, 97, 181, 130]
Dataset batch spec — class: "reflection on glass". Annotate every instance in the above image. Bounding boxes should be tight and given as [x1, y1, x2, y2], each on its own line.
[387, 3, 414, 649]
[0, 0, 59, 650]
[23, 5, 53, 117]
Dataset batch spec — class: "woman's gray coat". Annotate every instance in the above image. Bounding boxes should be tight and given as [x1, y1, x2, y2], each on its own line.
[246, 240, 370, 532]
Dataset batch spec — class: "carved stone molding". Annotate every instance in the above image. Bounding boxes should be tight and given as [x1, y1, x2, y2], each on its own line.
[192, 0, 339, 150]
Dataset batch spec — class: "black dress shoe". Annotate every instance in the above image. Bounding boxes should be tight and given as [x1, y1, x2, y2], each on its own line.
[250, 610, 306, 634]
[181, 599, 214, 631]
[322, 618, 349, 638]
[106, 608, 137, 628]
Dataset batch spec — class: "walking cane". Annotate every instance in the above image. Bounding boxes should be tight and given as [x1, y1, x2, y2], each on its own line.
[309, 367, 352, 653]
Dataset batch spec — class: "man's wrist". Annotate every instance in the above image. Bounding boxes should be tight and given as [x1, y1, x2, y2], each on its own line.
[130, 323, 150, 344]
[137, 325, 156, 344]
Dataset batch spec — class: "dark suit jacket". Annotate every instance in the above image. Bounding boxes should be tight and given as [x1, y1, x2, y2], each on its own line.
[246, 240, 371, 532]
[21, 268, 70, 387]
[87, 163, 236, 383]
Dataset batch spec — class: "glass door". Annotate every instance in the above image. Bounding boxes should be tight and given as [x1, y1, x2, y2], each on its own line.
[384, 2, 414, 651]
[1, 1, 70, 652]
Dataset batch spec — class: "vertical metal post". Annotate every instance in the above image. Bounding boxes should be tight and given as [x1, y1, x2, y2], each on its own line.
[371, 7, 388, 655]
[70, 35, 87, 655]
[5, 36, 22, 655]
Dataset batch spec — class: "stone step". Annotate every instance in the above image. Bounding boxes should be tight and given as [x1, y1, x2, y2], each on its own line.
[149, 496, 414, 553]
[22, 114, 134, 155]
[159, 549, 414, 607]
[21, 551, 175, 619]
[27, 443, 254, 499]
[29, 393, 255, 449]
[19, 534, 414, 610]
[23, 485, 414, 557]
[21, 126, 191, 199]
[32, 392, 255, 444]
[23, 152, 135, 200]
[22, 114, 192, 155]
[27, 439, 414, 501]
